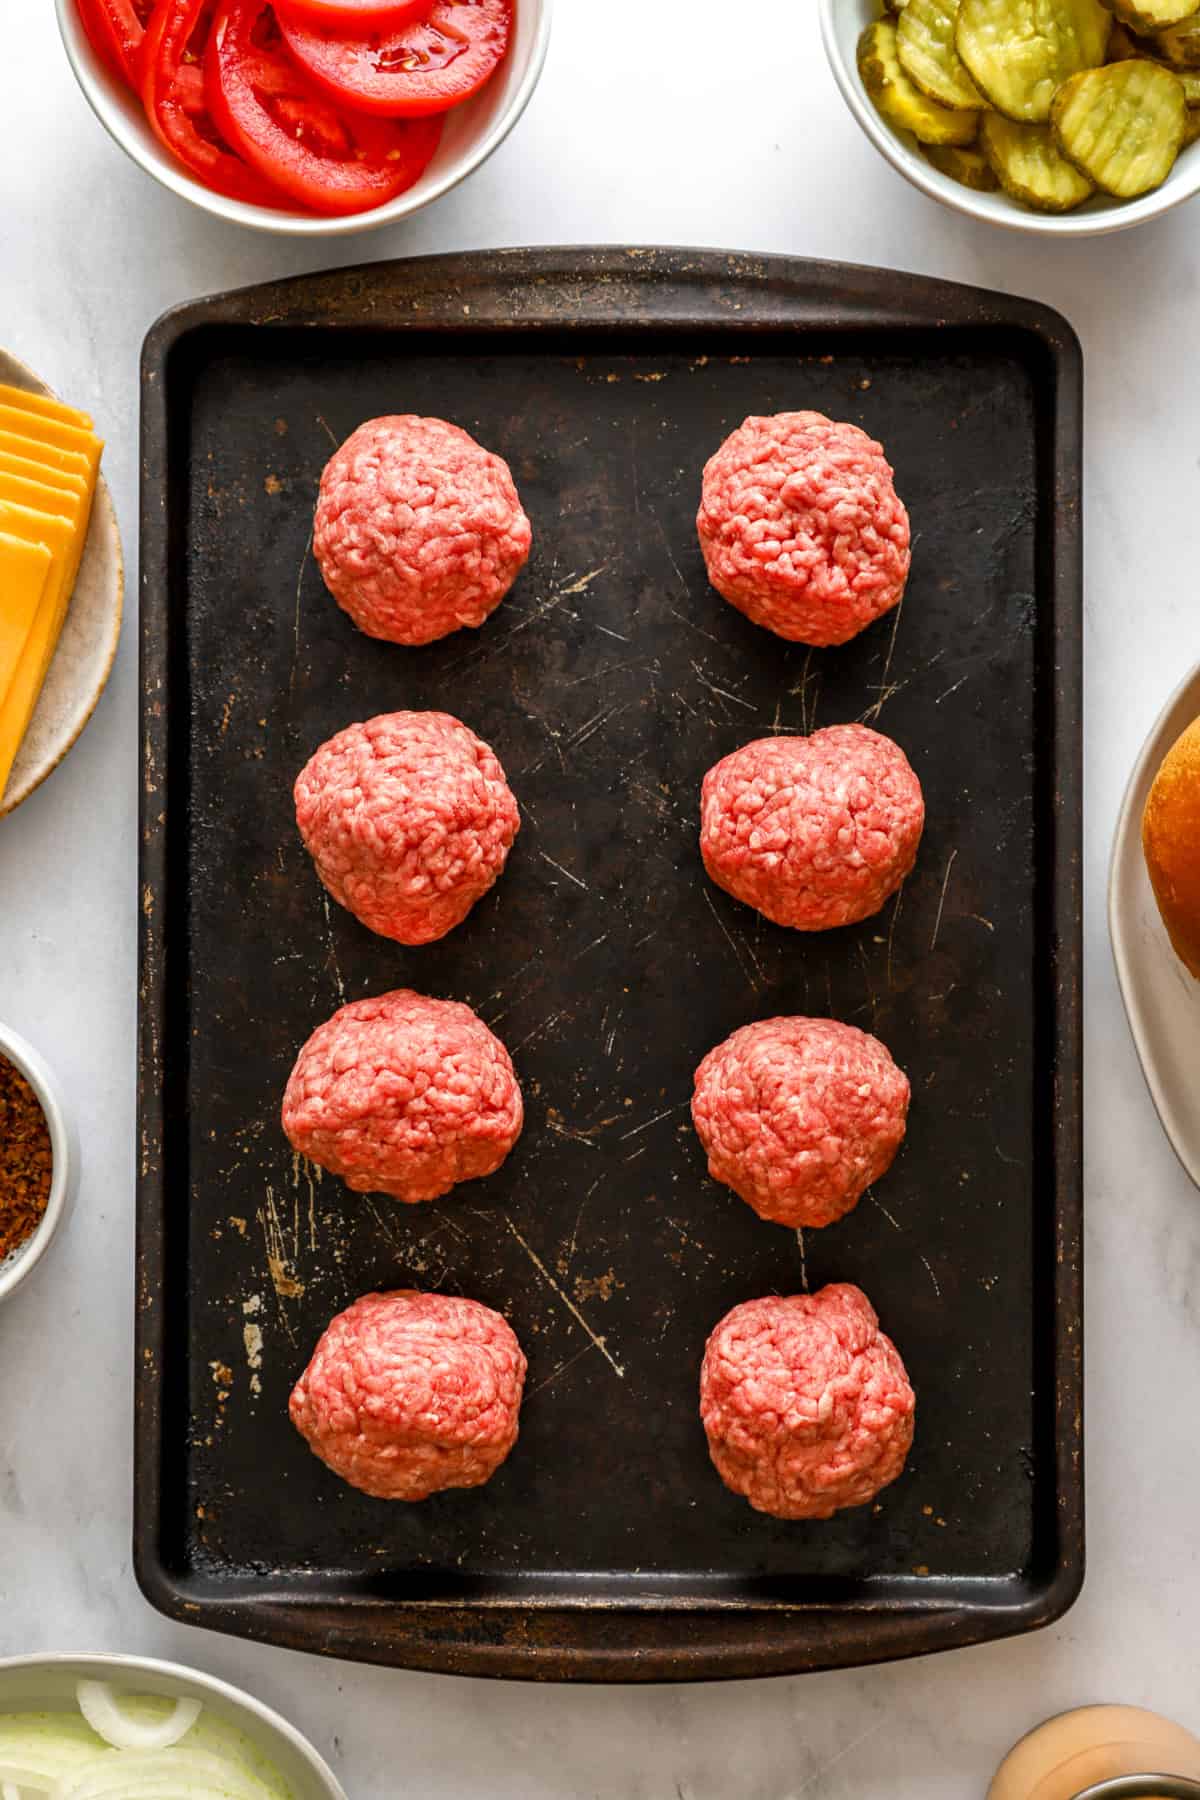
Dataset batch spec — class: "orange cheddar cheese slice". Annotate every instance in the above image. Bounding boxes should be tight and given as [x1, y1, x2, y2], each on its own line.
[0, 448, 88, 500]
[0, 469, 84, 528]
[0, 532, 52, 721]
[0, 487, 94, 799]
[0, 428, 92, 485]
[0, 498, 75, 584]
[0, 382, 94, 434]
[0, 496, 73, 735]
[0, 404, 102, 470]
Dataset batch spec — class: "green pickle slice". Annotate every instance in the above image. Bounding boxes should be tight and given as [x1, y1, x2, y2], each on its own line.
[898, 0, 985, 108]
[1109, 0, 1199, 33]
[979, 112, 1096, 205]
[956, 0, 1112, 121]
[1106, 19, 1153, 56]
[922, 141, 1000, 186]
[1109, 19, 1200, 92]
[1154, 14, 1200, 62]
[1052, 59, 1186, 194]
[858, 19, 980, 143]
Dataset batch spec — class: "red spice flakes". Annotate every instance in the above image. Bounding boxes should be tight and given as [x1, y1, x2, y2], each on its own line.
[0, 1054, 52, 1262]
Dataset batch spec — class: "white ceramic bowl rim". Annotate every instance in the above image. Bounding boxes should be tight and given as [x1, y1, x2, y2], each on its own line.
[0, 1021, 74, 1302]
[818, 0, 1200, 238]
[54, 0, 553, 237]
[0, 1652, 347, 1800]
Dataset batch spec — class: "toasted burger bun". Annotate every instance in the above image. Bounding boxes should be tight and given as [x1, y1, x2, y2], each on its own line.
[1143, 714, 1200, 980]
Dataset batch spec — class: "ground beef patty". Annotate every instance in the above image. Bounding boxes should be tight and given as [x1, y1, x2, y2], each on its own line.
[700, 724, 924, 930]
[697, 411, 910, 646]
[282, 990, 523, 1203]
[700, 1284, 915, 1520]
[295, 710, 519, 946]
[290, 1290, 527, 1500]
[314, 415, 532, 645]
[693, 1016, 910, 1229]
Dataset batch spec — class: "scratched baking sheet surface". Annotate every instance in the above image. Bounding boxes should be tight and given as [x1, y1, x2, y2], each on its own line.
[166, 326, 1049, 1596]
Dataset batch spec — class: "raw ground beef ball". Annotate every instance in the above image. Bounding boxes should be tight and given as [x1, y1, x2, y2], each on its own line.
[692, 1016, 910, 1229]
[290, 1289, 527, 1501]
[282, 990, 523, 1203]
[295, 710, 519, 946]
[699, 723, 924, 931]
[313, 415, 532, 645]
[696, 411, 910, 646]
[699, 1284, 915, 1520]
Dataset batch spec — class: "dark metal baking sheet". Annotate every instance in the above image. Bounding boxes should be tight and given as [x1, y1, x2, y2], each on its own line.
[137, 247, 1083, 1682]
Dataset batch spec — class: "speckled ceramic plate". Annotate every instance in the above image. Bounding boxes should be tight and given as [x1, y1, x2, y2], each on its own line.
[0, 350, 123, 818]
[1109, 658, 1200, 1190]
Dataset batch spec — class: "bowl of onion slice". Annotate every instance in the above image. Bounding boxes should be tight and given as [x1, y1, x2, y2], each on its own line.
[0, 1655, 346, 1799]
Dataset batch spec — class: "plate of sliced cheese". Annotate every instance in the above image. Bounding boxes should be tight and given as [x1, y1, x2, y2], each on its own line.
[0, 351, 122, 817]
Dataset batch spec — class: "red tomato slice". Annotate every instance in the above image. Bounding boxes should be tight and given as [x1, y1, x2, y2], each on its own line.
[275, 0, 512, 118]
[77, 0, 132, 84]
[76, 0, 157, 90]
[143, 0, 286, 204]
[275, 0, 428, 31]
[207, 1, 443, 214]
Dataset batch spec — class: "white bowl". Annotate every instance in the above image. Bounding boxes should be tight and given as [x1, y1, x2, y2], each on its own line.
[0, 1021, 78, 1304]
[55, 0, 552, 237]
[0, 1653, 347, 1799]
[819, 0, 1200, 237]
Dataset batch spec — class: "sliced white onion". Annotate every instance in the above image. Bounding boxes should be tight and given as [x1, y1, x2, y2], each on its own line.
[74, 1686, 201, 1756]
[1, 1690, 283, 1800]
[53, 1748, 272, 1800]
[0, 1768, 51, 1796]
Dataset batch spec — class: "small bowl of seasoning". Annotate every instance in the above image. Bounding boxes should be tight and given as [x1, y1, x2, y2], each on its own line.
[0, 1021, 76, 1303]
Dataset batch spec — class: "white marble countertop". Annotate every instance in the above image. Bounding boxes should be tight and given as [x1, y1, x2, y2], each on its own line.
[3, 1, 1200, 1793]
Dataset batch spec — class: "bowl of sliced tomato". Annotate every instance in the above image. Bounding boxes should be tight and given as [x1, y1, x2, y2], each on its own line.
[56, 0, 551, 231]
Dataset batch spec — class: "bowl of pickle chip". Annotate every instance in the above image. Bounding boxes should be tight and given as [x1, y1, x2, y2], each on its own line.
[820, 0, 1200, 232]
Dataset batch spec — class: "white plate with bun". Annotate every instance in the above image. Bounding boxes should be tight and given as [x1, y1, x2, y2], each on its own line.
[1109, 657, 1200, 1189]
